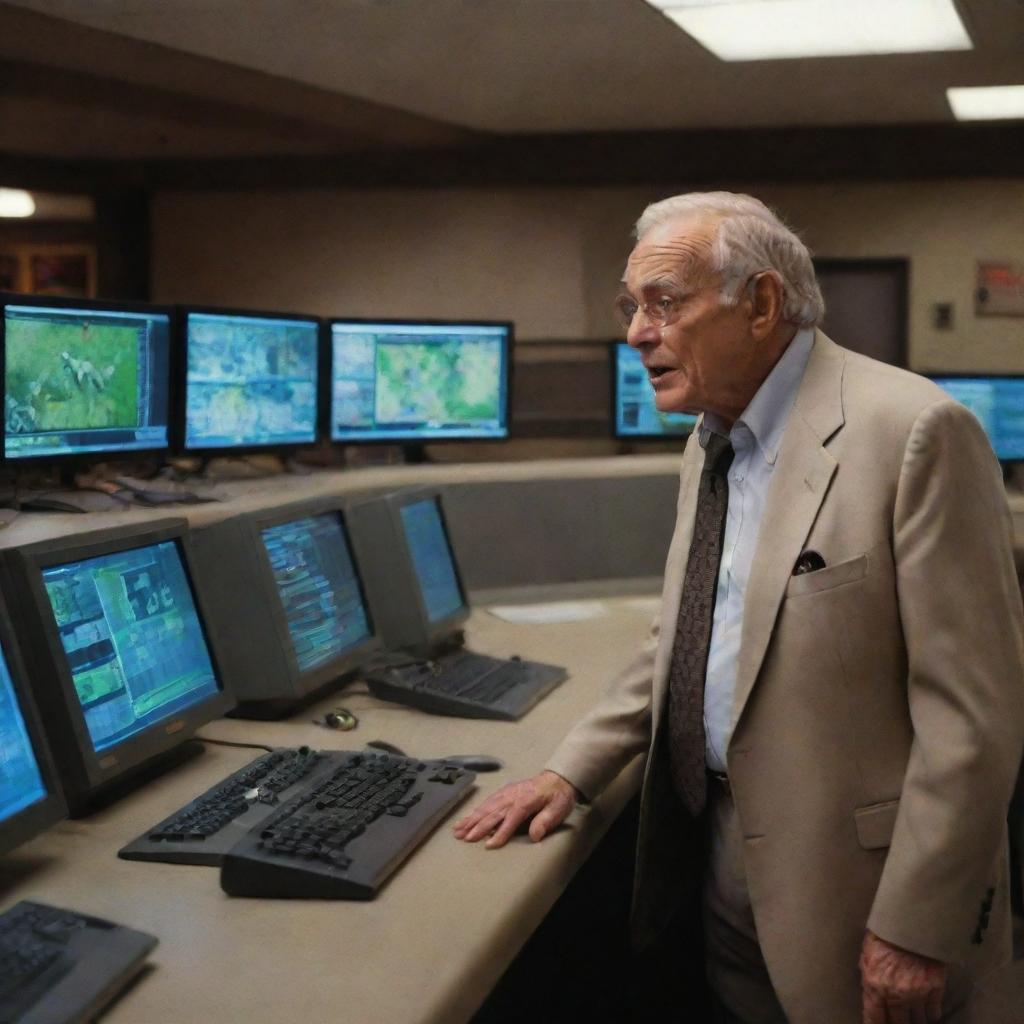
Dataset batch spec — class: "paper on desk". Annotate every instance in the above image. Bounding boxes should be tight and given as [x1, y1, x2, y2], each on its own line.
[486, 601, 608, 624]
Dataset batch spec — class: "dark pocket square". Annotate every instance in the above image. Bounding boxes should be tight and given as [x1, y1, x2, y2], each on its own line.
[793, 550, 827, 576]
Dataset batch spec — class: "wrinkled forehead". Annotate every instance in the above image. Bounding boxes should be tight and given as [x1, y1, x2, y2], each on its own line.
[623, 216, 720, 291]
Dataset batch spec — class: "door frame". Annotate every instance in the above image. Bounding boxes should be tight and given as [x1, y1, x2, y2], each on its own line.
[813, 257, 910, 369]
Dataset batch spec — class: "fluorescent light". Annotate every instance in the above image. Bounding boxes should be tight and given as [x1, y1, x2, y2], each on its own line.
[648, 0, 973, 61]
[948, 85, 1024, 121]
[0, 189, 35, 218]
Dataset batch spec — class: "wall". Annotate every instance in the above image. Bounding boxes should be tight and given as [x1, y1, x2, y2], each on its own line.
[152, 188, 589, 340]
[152, 178, 1024, 371]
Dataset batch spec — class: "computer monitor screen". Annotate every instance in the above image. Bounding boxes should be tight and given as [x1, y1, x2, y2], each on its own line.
[261, 513, 372, 673]
[330, 320, 510, 441]
[928, 376, 1024, 461]
[613, 343, 697, 438]
[399, 498, 465, 624]
[184, 310, 319, 450]
[0, 644, 48, 825]
[3, 301, 170, 459]
[41, 540, 220, 753]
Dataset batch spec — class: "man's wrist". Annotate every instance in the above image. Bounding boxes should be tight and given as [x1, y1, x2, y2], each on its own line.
[542, 769, 585, 804]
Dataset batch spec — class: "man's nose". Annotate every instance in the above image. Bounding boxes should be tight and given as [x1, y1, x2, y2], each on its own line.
[626, 313, 658, 348]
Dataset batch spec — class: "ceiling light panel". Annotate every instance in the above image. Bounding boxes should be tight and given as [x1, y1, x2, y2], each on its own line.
[947, 85, 1024, 121]
[0, 189, 35, 218]
[647, 0, 973, 61]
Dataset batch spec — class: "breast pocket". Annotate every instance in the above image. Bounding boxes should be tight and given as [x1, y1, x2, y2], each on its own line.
[785, 552, 868, 598]
[854, 798, 900, 850]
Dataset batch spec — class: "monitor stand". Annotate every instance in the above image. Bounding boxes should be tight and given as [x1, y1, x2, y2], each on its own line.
[369, 630, 466, 666]
[67, 740, 205, 818]
[402, 443, 430, 465]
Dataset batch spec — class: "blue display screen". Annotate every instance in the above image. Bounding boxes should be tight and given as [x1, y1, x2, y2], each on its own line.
[4, 303, 170, 459]
[42, 541, 220, 753]
[185, 312, 319, 449]
[261, 513, 373, 673]
[400, 499, 465, 624]
[0, 645, 48, 825]
[930, 376, 1024, 461]
[614, 343, 697, 437]
[331, 321, 509, 441]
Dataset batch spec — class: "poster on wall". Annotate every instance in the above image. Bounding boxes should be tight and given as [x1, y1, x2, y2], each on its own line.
[976, 261, 1024, 317]
[0, 245, 96, 297]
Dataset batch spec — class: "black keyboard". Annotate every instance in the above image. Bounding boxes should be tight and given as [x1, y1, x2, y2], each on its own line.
[221, 750, 475, 899]
[0, 900, 156, 1024]
[119, 746, 336, 866]
[362, 649, 568, 720]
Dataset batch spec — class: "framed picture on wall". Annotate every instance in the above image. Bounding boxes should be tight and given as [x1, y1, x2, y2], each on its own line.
[30, 246, 96, 298]
[976, 261, 1024, 317]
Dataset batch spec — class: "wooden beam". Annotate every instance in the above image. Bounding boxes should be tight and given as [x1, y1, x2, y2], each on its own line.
[139, 122, 1024, 189]
[2, 122, 1022, 196]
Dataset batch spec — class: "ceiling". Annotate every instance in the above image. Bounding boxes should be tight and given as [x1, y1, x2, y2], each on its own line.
[0, 0, 1022, 161]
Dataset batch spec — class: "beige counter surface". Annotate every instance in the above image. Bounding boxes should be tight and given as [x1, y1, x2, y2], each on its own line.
[1007, 490, 1024, 546]
[0, 454, 683, 546]
[0, 596, 658, 1024]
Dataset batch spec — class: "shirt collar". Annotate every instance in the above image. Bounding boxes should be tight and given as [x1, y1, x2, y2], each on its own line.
[699, 326, 815, 466]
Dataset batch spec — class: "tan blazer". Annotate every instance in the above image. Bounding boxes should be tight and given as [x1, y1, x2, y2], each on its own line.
[548, 332, 1024, 1022]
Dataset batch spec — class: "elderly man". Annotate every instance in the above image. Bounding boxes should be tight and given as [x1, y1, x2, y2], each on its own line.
[453, 192, 1024, 1023]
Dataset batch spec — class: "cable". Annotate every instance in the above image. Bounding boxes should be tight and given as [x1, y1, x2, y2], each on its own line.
[196, 735, 275, 754]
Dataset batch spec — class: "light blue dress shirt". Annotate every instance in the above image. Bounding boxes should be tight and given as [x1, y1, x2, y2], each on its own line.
[699, 328, 815, 773]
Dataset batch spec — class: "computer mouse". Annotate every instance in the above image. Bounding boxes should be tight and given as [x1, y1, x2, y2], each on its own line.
[317, 707, 358, 731]
[440, 754, 504, 772]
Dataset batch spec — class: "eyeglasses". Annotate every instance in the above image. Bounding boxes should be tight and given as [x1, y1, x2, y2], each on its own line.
[613, 285, 717, 332]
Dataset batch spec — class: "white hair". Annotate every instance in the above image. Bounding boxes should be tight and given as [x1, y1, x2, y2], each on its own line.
[635, 191, 825, 327]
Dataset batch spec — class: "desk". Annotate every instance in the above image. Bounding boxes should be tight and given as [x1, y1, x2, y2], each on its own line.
[0, 596, 655, 1024]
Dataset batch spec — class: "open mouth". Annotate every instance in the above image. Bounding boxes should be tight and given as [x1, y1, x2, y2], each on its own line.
[647, 366, 672, 381]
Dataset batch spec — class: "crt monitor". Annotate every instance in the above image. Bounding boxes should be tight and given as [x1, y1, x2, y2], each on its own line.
[329, 319, 511, 442]
[1, 519, 234, 813]
[0, 592, 66, 855]
[180, 306, 320, 452]
[612, 342, 698, 439]
[346, 487, 469, 657]
[926, 374, 1024, 463]
[189, 498, 379, 718]
[2, 294, 171, 461]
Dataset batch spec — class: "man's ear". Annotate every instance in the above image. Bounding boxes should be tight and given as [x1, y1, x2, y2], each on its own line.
[748, 271, 785, 340]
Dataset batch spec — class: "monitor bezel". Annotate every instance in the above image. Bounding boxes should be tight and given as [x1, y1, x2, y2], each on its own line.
[0, 291, 174, 465]
[383, 485, 471, 644]
[609, 340, 697, 441]
[0, 586, 67, 855]
[325, 316, 515, 445]
[924, 371, 1024, 463]
[240, 496, 382, 696]
[9, 519, 235, 801]
[173, 302, 324, 456]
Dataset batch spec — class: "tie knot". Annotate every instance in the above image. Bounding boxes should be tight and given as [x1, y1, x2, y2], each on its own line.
[703, 433, 734, 475]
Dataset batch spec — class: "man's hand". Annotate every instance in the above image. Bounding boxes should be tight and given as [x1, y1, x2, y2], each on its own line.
[452, 770, 578, 849]
[860, 930, 948, 1024]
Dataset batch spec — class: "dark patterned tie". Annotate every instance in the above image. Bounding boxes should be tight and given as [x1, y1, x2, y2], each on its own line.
[668, 432, 735, 816]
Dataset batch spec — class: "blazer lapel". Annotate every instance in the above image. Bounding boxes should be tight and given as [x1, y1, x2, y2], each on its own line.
[731, 332, 846, 733]
[649, 433, 704, 739]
